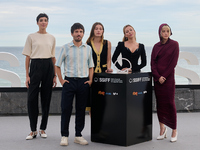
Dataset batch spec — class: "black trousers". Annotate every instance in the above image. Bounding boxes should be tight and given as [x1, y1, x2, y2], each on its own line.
[61, 77, 89, 137]
[28, 58, 54, 131]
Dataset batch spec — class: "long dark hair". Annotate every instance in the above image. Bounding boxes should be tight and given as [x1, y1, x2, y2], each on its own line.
[86, 22, 105, 44]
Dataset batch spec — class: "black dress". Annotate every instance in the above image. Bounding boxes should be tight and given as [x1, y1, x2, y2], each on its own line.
[112, 42, 146, 73]
[87, 40, 108, 73]
[86, 40, 108, 110]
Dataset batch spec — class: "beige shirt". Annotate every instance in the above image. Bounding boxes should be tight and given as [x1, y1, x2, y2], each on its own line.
[22, 32, 56, 58]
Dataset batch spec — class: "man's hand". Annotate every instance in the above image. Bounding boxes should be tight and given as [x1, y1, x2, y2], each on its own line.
[84, 80, 92, 87]
[61, 79, 69, 86]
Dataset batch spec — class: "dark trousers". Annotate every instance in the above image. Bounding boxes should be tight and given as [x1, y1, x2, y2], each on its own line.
[28, 58, 54, 131]
[61, 77, 89, 137]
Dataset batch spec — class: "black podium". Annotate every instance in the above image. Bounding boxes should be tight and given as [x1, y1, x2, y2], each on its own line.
[91, 72, 152, 146]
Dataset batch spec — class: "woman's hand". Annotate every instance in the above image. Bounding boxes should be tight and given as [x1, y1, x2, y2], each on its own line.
[105, 68, 113, 73]
[122, 68, 132, 72]
[159, 76, 166, 84]
[25, 76, 30, 88]
[52, 76, 57, 88]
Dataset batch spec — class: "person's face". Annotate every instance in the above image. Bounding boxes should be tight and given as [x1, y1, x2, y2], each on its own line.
[94, 24, 104, 37]
[71, 28, 84, 42]
[124, 26, 135, 39]
[160, 26, 170, 41]
[37, 17, 48, 30]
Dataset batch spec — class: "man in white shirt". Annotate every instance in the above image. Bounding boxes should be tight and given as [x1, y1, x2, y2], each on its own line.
[56, 23, 94, 146]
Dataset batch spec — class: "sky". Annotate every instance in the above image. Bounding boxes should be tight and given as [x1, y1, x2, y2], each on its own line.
[0, 0, 200, 47]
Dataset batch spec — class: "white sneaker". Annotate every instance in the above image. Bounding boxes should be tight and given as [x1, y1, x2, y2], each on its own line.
[26, 131, 37, 140]
[39, 130, 47, 138]
[60, 136, 68, 146]
[74, 136, 88, 145]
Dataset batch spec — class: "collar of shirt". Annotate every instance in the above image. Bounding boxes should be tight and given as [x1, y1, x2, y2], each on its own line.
[69, 41, 87, 48]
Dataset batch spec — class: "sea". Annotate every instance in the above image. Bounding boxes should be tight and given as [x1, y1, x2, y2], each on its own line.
[0, 46, 200, 87]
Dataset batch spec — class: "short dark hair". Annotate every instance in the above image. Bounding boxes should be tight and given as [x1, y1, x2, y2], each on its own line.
[36, 13, 49, 23]
[71, 23, 85, 34]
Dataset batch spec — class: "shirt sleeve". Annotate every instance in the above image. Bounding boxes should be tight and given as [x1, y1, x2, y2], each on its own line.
[162, 41, 179, 79]
[151, 45, 161, 82]
[22, 34, 32, 56]
[51, 36, 56, 57]
[112, 42, 123, 70]
[88, 46, 94, 68]
[56, 46, 66, 67]
[136, 44, 147, 70]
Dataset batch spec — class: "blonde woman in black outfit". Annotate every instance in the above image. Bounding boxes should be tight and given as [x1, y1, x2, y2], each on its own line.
[112, 25, 146, 73]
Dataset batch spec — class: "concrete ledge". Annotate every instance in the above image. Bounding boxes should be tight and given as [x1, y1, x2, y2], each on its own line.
[0, 86, 200, 115]
[0, 88, 63, 115]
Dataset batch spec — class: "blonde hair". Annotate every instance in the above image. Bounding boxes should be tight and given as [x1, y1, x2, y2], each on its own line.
[160, 25, 171, 37]
[122, 25, 136, 42]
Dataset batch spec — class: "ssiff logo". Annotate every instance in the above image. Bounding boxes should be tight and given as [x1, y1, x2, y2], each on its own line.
[94, 77, 98, 82]
[98, 91, 105, 96]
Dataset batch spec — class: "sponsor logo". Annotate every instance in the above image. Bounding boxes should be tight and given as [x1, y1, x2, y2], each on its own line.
[98, 91, 118, 96]
[132, 92, 138, 96]
[143, 91, 147, 94]
[94, 77, 123, 83]
[98, 91, 105, 96]
[138, 92, 143, 95]
[129, 77, 151, 83]
[106, 92, 112, 95]
[113, 92, 118, 95]
[132, 91, 148, 96]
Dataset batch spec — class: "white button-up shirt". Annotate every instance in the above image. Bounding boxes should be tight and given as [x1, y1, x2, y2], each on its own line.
[56, 41, 94, 78]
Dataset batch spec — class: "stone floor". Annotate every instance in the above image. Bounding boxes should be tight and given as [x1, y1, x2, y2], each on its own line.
[0, 112, 200, 150]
